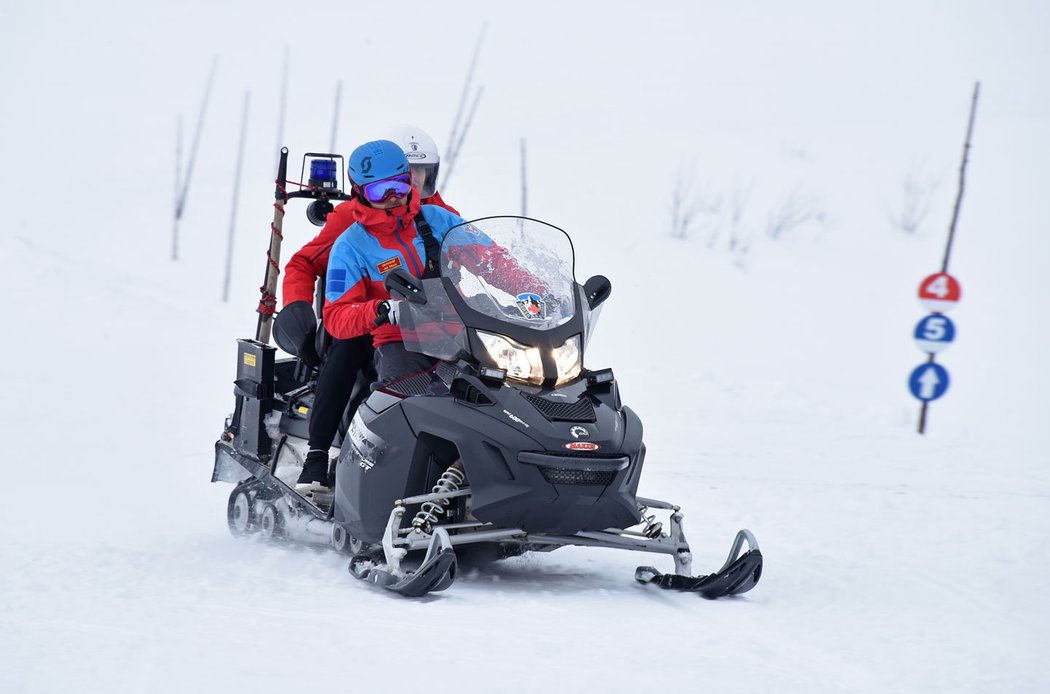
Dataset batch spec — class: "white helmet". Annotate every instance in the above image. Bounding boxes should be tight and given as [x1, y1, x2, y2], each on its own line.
[386, 125, 441, 198]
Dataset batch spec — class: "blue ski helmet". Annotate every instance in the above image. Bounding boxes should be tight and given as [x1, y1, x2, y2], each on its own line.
[347, 140, 410, 187]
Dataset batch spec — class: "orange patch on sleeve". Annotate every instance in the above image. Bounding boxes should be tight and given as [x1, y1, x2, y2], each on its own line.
[377, 256, 403, 274]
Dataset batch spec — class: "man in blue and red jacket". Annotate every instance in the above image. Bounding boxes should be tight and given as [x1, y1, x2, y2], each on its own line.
[278, 130, 459, 491]
[323, 139, 466, 387]
[282, 128, 457, 311]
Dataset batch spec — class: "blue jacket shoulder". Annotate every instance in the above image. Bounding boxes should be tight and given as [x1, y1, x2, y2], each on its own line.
[420, 205, 466, 241]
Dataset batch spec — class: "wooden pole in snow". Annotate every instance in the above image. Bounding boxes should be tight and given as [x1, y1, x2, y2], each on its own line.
[446, 26, 485, 162]
[443, 25, 485, 191]
[172, 115, 182, 260]
[443, 85, 484, 191]
[274, 48, 289, 170]
[329, 80, 342, 154]
[257, 148, 290, 344]
[174, 57, 217, 237]
[223, 91, 251, 303]
[520, 137, 528, 217]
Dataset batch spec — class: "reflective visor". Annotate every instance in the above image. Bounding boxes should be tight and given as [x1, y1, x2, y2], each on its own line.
[411, 163, 439, 198]
[362, 173, 412, 203]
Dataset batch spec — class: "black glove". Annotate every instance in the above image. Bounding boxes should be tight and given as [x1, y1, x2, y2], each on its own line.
[374, 300, 402, 327]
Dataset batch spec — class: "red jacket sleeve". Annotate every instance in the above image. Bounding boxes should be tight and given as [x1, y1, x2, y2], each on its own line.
[281, 204, 355, 307]
[320, 233, 388, 341]
[321, 281, 383, 340]
[450, 243, 548, 295]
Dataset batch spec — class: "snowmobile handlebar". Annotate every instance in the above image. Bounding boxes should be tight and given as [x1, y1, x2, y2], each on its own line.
[384, 268, 428, 305]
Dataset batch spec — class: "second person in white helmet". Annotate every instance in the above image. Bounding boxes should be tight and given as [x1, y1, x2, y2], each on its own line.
[385, 124, 458, 214]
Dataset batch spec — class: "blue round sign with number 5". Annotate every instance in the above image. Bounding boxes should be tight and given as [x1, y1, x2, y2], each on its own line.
[913, 314, 956, 354]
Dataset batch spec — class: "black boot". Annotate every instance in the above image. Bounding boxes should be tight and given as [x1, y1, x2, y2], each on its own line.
[296, 449, 331, 491]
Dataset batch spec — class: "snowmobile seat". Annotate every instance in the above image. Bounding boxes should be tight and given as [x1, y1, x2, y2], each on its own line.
[314, 318, 333, 362]
[273, 301, 321, 368]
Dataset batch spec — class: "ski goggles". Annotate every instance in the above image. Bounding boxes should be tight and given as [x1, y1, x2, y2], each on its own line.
[361, 173, 412, 203]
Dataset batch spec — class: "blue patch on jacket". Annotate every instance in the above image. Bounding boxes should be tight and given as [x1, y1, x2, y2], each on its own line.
[328, 268, 346, 295]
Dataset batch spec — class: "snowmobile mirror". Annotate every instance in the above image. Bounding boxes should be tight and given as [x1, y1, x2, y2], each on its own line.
[384, 268, 427, 305]
[583, 275, 612, 309]
[306, 199, 334, 226]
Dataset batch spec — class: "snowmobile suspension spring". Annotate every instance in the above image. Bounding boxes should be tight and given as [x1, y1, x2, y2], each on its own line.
[638, 506, 664, 539]
[412, 462, 466, 531]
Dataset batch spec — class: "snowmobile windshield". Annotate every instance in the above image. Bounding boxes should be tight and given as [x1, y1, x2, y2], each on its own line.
[397, 217, 577, 365]
[441, 217, 575, 330]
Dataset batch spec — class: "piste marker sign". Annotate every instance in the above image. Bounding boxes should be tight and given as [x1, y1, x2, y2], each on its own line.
[918, 272, 962, 313]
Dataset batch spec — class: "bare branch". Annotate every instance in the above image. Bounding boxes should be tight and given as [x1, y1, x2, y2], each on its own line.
[890, 165, 942, 234]
[728, 180, 754, 253]
[766, 187, 825, 239]
[669, 160, 721, 240]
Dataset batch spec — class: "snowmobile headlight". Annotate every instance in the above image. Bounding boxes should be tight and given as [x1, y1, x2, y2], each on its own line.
[477, 331, 544, 385]
[553, 334, 582, 385]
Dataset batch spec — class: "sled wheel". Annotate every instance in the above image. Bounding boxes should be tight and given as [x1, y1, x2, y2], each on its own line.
[227, 486, 256, 537]
[259, 502, 282, 540]
[332, 524, 364, 555]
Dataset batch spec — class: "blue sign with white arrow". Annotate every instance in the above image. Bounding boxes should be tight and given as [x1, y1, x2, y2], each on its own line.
[908, 363, 950, 402]
[913, 314, 956, 354]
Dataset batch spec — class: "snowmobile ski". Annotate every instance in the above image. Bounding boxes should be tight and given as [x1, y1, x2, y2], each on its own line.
[349, 547, 457, 597]
[348, 526, 458, 597]
[635, 529, 762, 598]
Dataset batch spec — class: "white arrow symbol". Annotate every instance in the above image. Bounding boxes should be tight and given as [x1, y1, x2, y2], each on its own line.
[918, 366, 940, 399]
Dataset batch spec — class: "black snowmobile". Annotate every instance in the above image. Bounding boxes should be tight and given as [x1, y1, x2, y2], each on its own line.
[212, 149, 763, 598]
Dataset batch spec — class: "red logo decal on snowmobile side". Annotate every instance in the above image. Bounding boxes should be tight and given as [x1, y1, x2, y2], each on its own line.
[563, 442, 600, 451]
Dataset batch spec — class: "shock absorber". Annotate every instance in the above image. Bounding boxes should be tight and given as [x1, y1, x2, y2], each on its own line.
[412, 461, 467, 532]
[637, 504, 664, 539]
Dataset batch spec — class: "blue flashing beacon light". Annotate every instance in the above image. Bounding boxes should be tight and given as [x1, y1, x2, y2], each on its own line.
[309, 158, 339, 189]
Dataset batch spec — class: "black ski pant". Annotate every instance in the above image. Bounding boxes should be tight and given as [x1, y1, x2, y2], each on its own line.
[308, 334, 376, 451]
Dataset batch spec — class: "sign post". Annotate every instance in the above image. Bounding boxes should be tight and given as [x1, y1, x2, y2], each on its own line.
[911, 272, 961, 433]
[909, 362, 950, 402]
[910, 81, 979, 434]
[913, 313, 956, 354]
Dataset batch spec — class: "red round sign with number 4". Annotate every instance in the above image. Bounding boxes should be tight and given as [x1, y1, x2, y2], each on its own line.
[918, 272, 962, 313]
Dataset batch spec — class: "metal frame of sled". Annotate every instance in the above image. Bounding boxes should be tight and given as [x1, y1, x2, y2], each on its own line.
[355, 486, 763, 599]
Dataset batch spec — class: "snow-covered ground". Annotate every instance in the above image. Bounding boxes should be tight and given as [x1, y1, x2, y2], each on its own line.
[2, 2, 1048, 692]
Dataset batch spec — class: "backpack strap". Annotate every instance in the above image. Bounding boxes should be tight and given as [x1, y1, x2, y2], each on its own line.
[414, 210, 442, 279]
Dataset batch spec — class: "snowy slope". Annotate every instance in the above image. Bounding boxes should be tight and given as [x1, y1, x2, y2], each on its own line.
[2, 1, 1049, 692]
